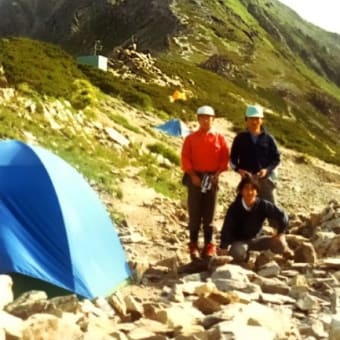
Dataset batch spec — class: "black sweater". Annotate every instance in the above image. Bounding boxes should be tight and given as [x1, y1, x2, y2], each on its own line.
[230, 129, 280, 175]
[220, 196, 288, 248]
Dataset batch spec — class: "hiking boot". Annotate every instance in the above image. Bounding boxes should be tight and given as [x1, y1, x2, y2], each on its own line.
[202, 242, 216, 258]
[188, 242, 200, 260]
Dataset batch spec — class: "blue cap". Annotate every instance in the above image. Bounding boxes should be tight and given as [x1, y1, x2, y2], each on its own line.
[245, 105, 264, 118]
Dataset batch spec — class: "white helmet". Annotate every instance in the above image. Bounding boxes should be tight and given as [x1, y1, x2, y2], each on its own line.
[196, 105, 215, 116]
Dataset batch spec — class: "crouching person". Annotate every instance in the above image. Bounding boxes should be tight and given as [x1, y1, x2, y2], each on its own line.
[218, 175, 293, 262]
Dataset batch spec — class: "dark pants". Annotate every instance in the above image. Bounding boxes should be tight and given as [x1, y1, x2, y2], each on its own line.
[187, 181, 217, 245]
[258, 177, 278, 229]
[229, 235, 287, 262]
[258, 177, 276, 204]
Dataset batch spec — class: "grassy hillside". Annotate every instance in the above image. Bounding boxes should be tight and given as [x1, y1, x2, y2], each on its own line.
[0, 37, 187, 221]
[0, 38, 85, 99]
[165, 0, 340, 162]
[0, 37, 339, 168]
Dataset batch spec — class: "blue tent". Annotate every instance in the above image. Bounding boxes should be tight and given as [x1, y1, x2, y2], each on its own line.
[0, 140, 131, 299]
[155, 119, 191, 137]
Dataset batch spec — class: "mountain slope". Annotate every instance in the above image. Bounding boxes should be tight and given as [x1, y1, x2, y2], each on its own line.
[0, 0, 180, 54]
[1, 0, 340, 89]
[0, 0, 339, 165]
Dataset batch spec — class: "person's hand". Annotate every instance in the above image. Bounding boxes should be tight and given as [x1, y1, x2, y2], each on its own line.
[257, 168, 268, 178]
[238, 169, 252, 178]
[271, 234, 294, 259]
[217, 247, 229, 256]
[190, 174, 201, 187]
[272, 233, 286, 243]
[282, 247, 294, 259]
[271, 233, 286, 245]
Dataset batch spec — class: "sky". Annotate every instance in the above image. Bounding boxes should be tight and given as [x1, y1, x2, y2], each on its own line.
[278, 0, 340, 34]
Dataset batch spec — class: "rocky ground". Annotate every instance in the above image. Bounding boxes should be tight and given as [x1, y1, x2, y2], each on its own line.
[107, 115, 340, 339]
[1, 91, 340, 338]
[114, 117, 340, 265]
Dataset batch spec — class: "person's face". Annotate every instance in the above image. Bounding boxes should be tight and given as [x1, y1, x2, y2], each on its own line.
[246, 117, 263, 134]
[241, 183, 258, 206]
[198, 114, 214, 131]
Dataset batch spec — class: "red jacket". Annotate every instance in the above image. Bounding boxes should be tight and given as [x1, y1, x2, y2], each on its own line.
[181, 129, 229, 174]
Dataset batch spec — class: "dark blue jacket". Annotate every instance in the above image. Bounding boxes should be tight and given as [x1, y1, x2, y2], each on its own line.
[220, 196, 288, 248]
[230, 129, 280, 175]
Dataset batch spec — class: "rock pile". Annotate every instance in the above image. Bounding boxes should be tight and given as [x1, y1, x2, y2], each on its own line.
[108, 47, 181, 87]
[200, 54, 241, 80]
[1, 201, 340, 339]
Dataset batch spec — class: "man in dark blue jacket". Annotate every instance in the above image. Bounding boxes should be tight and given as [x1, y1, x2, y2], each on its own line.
[218, 176, 293, 262]
[230, 104, 280, 205]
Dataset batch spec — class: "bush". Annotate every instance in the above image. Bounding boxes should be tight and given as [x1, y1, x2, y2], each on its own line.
[147, 142, 180, 165]
[111, 114, 140, 133]
[70, 79, 97, 111]
[0, 37, 85, 101]
[80, 65, 153, 110]
[139, 165, 183, 199]
[121, 89, 152, 110]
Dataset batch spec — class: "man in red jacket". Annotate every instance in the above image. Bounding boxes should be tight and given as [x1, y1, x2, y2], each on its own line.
[181, 105, 229, 260]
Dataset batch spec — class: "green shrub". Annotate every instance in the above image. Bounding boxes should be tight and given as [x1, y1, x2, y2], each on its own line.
[139, 165, 183, 199]
[147, 142, 180, 165]
[121, 89, 152, 110]
[80, 65, 127, 94]
[70, 79, 97, 111]
[0, 37, 85, 101]
[111, 114, 140, 133]
[80, 65, 153, 109]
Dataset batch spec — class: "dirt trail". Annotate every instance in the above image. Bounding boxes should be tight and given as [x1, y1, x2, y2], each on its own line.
[112, 117, 340, 267]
